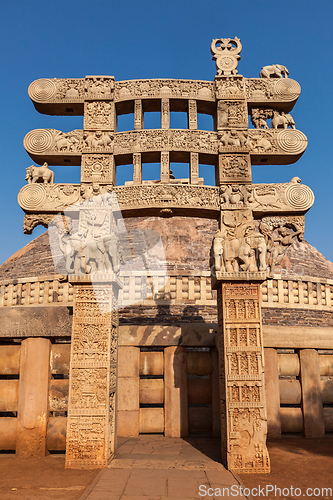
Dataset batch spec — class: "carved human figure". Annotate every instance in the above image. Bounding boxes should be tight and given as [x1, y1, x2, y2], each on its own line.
[251, 109, 271, 130]
[268, 225, 304, 275]
[25, 162, 54, 184]
[259, 64, 289, 78]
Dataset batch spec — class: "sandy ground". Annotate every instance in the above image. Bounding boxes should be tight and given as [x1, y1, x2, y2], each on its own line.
[239, 437, 333, 500]
[0, 437, 332, 499]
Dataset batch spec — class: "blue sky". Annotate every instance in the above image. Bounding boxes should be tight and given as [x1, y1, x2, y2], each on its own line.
[0, 0, 332, 265]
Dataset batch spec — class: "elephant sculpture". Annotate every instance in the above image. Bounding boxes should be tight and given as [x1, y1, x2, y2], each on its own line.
[271, 111, 295, 130]
[83, 238, 105, 273]
[103, 234, 121, 273]
[259, 64, 289, 78]
[58, 232, 85, 274]
[25, 162, 54, 184]
[212, 229, 267, 274]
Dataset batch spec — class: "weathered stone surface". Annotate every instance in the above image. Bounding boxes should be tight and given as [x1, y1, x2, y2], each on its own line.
[16, 338, 51, 457]
[46, 416, 66, 451]
[164, 346, 188, 437]
[0, 380, 19, 412]
[264, 349, 281, 438]
[0, 346, 20, 374]
[0, 306, 72, 337]
[299, 349, 325, 438]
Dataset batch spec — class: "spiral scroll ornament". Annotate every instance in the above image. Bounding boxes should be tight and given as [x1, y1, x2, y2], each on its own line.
[274, 79, 301, 101]
[24, 129, 55, 154]
[28, 79, 57, 102]
[276, 130, 307, 155]
[18, 184, 46, 211]
[285, 183, 314, 211]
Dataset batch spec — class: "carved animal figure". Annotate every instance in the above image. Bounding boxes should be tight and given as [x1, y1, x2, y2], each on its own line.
[271, 111, 295, 130]
[84, 238, 105, 273]
[58, 232, 84, 274]
[55, 135, 71, 151]
[259, 64, 289, 78]
[103, 234, 121, 273]
[245, 231, 267, 272]
[25, 163, 54, 184]
[251, 136, 272, 151]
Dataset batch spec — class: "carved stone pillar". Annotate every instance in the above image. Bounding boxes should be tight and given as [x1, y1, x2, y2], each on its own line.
[190, 152, 199, 185]
[160, 151, 170, 183]
[134, 99, 144, 130]
[188, 99, 197, 130]
[133, 152, 142, 185]
[65, 279, 121, 469]
[161, 98, 170, 130]
[216, 282, 270, 474]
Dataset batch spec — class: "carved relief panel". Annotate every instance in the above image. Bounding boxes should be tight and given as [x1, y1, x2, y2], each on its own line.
[218, 283, 270, 474]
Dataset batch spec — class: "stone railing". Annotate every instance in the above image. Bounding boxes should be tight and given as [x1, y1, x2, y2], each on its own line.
[0, 273, 332, 310]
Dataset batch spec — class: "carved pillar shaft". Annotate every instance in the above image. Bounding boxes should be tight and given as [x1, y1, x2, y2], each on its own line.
[160, 151, 170, 184]
[188, 99, 197, 130]
[190, 152, 199, 185]
[161, 98, 170, 130]
[133, 153, 142, 185]
[217, 282, 270, 474]
[134, 99, 144, 130]
[65, 281, 120, 469]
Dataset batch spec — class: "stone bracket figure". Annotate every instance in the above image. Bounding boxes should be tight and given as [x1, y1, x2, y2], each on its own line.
[259, 64, 289, 78]
[25, 162, 54, 184]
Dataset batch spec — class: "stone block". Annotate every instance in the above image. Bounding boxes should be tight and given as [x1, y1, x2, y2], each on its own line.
[117, 410, 140, 437]
[188, 378, 212, 405]
[279, 379, 301, 405]
[50, 344, 70, 375]
[140, 351, 164, 376]
[49, 379, 69, 412]
[0, 346, 20, 374]
[187, 351, 212, 376]
[319, 355, 333, 376]
[117, 377, 139, 411]
[321, 379, 333, 405]
[0, 380, 19, 412]
[278, 353, 300, 376]
[164, 346, 188, 437]
[280, 408, 303, 433]
[139, 408, 164, 434]
[16, 338, 51, 457]
[300, 349, 325, 438]
[0, 418, 17, 450]
[264, 349, 281, 438]
[139, 379, 164, 405]
[118, 346, 140, 378]
[46, 416, 66, 451]
[323, 408, 333, 432]
[188, 407, 212, 434]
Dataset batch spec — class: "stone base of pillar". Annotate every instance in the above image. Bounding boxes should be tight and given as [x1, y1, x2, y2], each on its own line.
[217, 282, 270, 474]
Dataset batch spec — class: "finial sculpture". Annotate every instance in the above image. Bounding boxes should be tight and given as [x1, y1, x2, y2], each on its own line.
[210, 37, 242, 76]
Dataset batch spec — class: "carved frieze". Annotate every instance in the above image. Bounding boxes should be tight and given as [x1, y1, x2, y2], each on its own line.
[85, 76, 115, 100]
[23, 128, 307, 165]
[18, 181, 314, 219]
[114, 79, 215, 101]
[215, 79, 245, 100]
[28, 78, 85, 103]
[245, 78, 301, 104]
